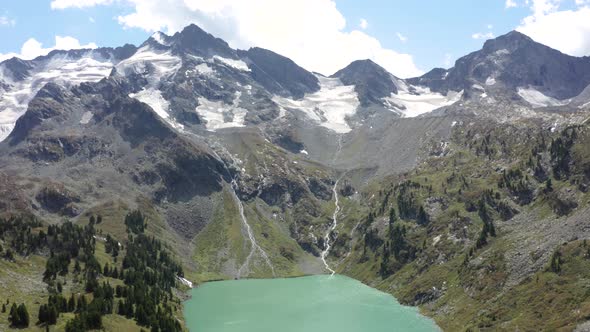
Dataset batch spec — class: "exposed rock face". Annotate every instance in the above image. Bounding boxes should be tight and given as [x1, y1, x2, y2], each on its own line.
[35, 184, 81, 217]
[331, 59, 398, 106]
[8, 84, 72, 145]
[1, 74, 228, 221]
[411, 31, 590, 100]
[239, 47, 320, 99]
[1, 57, 33, 81]
[170, 24, 237, 59]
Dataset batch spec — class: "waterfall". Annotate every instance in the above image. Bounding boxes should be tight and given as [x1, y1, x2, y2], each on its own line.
[320, 179, 341, 275]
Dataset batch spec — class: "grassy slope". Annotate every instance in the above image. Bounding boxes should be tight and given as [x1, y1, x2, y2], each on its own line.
[0, 236, 148, 331]
[336, 123, 590, 331]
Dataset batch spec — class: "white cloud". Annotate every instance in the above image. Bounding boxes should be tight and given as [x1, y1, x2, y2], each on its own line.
[487, 24, 494, 29]
[51, 0, 114, 9]
[443, 53, 453, 67]
[0, 15, 16, 27]
[359, 18, 368, 29]
[0, 36, 97, 62]
[517, 0, 590, 57]
[89, 17, 96, 23]
[48, 0, 423, 78]
[505, 0, 518, 8]
[527, 0, 563, 18]
[396, 32, 407, 43]
[472, 32, 495, 39]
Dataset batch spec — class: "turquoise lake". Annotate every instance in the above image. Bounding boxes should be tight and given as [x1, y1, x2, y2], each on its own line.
[184, 274, 440, 332]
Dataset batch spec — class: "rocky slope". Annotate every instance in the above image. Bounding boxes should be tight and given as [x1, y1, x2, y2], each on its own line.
[1, 25, 590, 331]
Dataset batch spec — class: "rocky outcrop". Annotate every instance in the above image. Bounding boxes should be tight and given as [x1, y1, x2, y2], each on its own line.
[239, 47, 320, 99]
[35, 184, 81, 217]
[331, 59, 398, 106]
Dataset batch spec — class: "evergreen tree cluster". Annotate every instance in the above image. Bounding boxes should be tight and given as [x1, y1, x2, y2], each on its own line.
[0, 216, 44, 258]
[498, 168, 534, 205]
[1, 211, 185, 331]
[550, 127, 577, 180]
[380, 222, 416, 277]
[124, 210, 147, 234]
[475, 200, 496, 249]
[548, 250, 563, 273]
[8, 303, 30, 328]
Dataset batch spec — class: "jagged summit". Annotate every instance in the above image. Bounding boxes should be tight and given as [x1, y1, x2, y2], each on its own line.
[238, 47, 320, 99]
[481, 30, 540, 54]
[169, 23, 237, 59]
[411, 30, 590, 102]
[2, 25, 590, 144]
[332, 59, 399, 106]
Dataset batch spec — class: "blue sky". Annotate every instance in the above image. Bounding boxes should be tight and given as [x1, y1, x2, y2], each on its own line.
[1, 1, 589, 77]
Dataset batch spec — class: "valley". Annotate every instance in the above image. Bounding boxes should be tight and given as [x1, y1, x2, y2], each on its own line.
[1, 23, 590, 331]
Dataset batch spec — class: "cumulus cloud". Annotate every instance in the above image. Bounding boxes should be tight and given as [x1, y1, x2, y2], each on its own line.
[443, 53, 453, 67]
[517, 0, 590, 56]
[359, 18, 368, 29]
[0, 36, 97, 62]
[51, 0, 114, 9]
[472, 32, 495, 39]
[506, 0, 518, 8]
[0, 15, 16, 27]
[396, 32, 407, 43]
[49, 0, 424, 78]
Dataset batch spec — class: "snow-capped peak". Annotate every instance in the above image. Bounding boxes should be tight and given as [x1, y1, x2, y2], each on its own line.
[151, 32, 170, 46]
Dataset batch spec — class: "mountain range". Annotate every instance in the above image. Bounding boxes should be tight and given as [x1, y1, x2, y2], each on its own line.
[2, 24, 590, 331]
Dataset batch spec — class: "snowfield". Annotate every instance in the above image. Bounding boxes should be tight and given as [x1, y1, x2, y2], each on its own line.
[196, 91, 248, 131]
[80, 111, 93, 124]
[383, 86, 463, 118]
[213, 56, 251, 72]
[151, 32, 170, 46]
[115, 46, 181, 86]
[273, 76, 360, 133]
[129, 88, 184, 130]
[517, 87, 570, 108]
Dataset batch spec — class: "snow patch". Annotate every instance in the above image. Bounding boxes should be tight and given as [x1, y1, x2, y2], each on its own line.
[196, 91, 248, 131]
[433, 235, 441, 246]
[151, 32, 170, 46]
[300, 149, 308, 155]
[472, 84, 485, 91]
[177, 276, 193, 288]
[195, 63, 215, 76]
[80, 111, 93, 124]
[272, 76, 359, 133]
[495, 49, 510, 56]
[129, 88, 184, 130]
[517, 87, 570, 108]
[116, 46, 181, 86]
[485, 77, 496, 86]
[383, 88, 463, 118]
[212, 56, 250, 72]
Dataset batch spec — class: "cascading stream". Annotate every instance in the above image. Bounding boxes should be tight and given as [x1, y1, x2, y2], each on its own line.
[321, 134, 346, 275]
[206, 143, 276, 279]
[232, 181, 276, 279]
[321, 178, 341, 275]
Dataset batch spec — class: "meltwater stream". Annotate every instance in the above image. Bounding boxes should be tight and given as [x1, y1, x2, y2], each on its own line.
[184, 275, 440, 332]
[320, 179, 341, 274]
[232, 179, 276, 278]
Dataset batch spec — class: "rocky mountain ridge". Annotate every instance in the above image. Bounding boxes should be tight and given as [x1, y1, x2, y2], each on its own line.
[2, 24, 590, 331]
